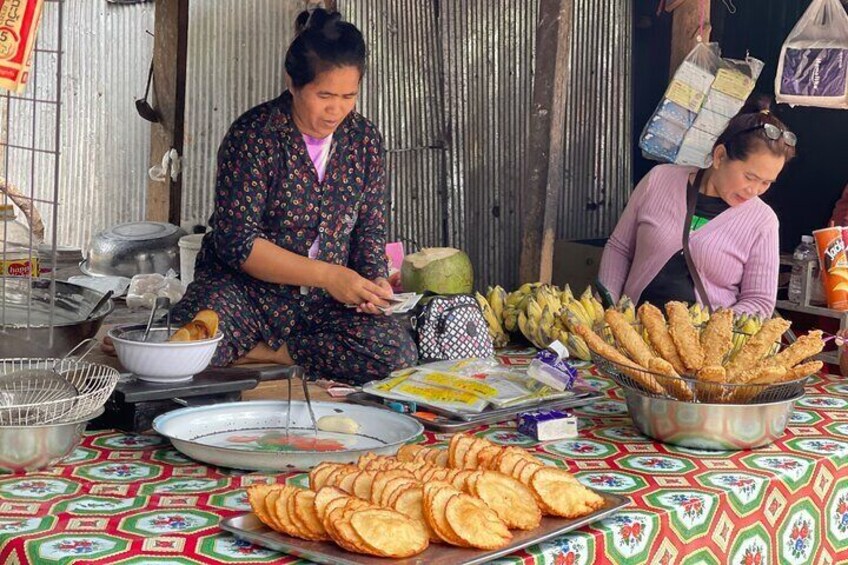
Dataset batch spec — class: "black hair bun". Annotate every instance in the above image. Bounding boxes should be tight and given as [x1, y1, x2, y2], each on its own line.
[295, 8, 342, 37]
[740, 92, 773, 115]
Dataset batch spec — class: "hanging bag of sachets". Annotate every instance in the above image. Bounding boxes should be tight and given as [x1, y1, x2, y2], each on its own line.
[775, 0, 848, 109]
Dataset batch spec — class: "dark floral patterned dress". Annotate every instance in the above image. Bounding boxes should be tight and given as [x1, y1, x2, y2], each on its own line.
[173, 91, 418, 384]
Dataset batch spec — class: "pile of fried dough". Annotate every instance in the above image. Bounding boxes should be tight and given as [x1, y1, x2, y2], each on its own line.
[247, 433, 606, 558]
[574, 301, 824, 403]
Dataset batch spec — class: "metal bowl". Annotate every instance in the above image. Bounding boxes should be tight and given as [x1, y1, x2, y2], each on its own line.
[0, 279, 114, 358]
[623, 388, 801, 450]
[82, 221, 187, 278]
[0, 407, 104, 473]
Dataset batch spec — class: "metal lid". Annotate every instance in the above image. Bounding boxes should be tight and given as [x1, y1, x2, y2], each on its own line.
[101, 221, 181, 241]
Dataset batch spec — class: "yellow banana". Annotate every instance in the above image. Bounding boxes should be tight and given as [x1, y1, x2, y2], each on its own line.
[567, 299, 592, 327]
[518, 311, 530, 339]
[526, 297, 543, 323]
[566, 333, 592, 361]
[503, 308, 518, 332]
[487, 285, 506, 323]
[561, 284, 575, 304]
[579, 287, 596, 325]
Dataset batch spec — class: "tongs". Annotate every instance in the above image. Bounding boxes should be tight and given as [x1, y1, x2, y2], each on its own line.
[143, 296, 172, 342]
[284, 365, 319, 436]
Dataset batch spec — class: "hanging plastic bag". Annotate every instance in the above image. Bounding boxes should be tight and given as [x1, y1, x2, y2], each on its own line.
[640, 42, 763, 168]
[775, 0, 848, 109]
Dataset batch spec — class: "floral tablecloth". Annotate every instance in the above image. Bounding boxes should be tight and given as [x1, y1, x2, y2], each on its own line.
[1, 371, 848, 564]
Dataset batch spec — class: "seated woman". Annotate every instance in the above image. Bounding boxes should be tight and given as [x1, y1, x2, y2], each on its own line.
[171, 9, 417, 384]
[599, 97, 796, 316]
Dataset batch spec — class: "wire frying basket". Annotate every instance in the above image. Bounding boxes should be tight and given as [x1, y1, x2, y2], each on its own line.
[0, 358, 119, 426]
[592, 353, 809, 405]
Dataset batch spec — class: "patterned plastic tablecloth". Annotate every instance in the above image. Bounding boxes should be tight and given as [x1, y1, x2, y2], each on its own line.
[1, 371, 848, 564]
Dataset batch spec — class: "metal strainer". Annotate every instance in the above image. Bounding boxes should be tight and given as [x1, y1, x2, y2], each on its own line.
[0, 341, 120, 426]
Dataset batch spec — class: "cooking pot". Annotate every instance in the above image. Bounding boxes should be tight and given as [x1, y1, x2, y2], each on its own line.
[0, 278, 114, 358]
[81, 221, 187, 278]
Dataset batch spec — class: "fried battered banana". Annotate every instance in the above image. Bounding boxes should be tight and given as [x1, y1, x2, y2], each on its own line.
[665, 301, 705, 373]
[648, 357, 693, 401]
[605, 309, 653, 367]
[638, 303, 686, 375]
[573, 324, 665, 395]
[768, 331, 824, 369]
[694, 365, 727, 402]
[725, 318, 792, 380]
[700, 309, 734, 367]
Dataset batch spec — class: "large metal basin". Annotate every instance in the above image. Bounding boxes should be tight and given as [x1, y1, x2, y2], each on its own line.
[0, 407, 104, 473]
[0, 279, 113, 358]
[624, 387, 801, 450]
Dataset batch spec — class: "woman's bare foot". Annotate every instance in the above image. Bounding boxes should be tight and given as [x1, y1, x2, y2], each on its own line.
[234, 342, 294, 366]
[100, 335, 117, 356]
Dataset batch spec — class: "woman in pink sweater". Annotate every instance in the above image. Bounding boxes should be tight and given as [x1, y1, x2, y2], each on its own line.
[599, 100, 796, 316]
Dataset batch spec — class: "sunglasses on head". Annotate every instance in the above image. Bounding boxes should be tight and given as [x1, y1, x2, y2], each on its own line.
[733, 123, 797, 147]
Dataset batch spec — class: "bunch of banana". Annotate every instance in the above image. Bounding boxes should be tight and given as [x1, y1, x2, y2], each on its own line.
[474, 291, 509, 348]
[688, 303, 711, 326]
[615, 296, 637, 324]
[502, 282, 540, 332]
[730, 312, 765, 354]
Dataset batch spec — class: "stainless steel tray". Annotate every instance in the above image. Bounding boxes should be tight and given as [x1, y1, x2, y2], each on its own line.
[345, 390, 602, 432]
[152, 401, 423, 472]
[220, 491, 628, 565]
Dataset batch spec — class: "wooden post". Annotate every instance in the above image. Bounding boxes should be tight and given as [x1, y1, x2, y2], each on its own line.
[668, 0, 711, 77]
[518, 0, 573, 284]
[146, 0, 189, 225]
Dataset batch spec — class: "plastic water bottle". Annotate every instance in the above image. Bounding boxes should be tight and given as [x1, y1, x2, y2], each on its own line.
[788, 235, 817, 304]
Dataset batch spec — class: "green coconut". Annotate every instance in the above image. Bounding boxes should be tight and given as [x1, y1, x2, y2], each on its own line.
[401, 247, 474, 294]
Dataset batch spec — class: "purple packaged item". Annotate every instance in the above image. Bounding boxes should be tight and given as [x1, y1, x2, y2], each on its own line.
[527, 346, 578, 392]
[781, 47, 848, 98]
[517, 409, 578, 441]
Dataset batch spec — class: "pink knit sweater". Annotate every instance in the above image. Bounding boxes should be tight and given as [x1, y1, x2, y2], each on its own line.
[598, 164, 779, 316]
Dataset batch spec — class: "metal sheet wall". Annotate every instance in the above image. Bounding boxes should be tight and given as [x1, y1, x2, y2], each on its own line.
[181, 0, 303, 229]
[3, 1, 154, 250]
[340, 0, 446, 249]
[559, 0, 632, 241]
[343, 0, 631, 289]
[10, 0, 631, 290]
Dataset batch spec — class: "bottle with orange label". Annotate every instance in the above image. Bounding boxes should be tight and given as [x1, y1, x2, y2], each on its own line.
[1, 204, 40, 278]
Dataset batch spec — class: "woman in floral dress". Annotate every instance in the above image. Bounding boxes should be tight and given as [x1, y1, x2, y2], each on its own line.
[172, 8, 417, 384]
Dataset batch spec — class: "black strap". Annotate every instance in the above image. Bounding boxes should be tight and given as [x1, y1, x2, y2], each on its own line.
[683, 169, 713, 311]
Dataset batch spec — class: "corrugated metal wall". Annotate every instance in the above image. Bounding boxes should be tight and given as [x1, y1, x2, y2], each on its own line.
[181, 0, 303, 229]
[11, 0, 631, 292]
[560, 0, 632, 241]
[344, 0, 631, 289]
[2, 0, 154, 251]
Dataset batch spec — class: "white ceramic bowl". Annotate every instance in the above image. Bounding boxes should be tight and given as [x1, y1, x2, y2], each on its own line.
[108, 325, 223, 383]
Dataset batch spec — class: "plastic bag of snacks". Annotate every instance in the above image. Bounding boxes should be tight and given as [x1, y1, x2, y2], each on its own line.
[362, 358, 577, 414]
[125, 270, 186, 310]
[775, 0, 848, 109]
[0, 0, 45, 93]
[639, 42, 763, 168]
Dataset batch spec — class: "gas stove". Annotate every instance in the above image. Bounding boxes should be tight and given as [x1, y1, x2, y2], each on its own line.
[91, 365, 294, 432]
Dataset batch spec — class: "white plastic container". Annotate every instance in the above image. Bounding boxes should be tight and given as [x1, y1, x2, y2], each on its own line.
[178, 233, 204, 286]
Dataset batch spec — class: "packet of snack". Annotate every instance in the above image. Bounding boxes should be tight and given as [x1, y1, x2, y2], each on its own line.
[0, 0, 45, 93]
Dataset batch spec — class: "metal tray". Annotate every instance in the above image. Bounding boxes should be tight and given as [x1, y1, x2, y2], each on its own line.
[220, 491, 628, 565]
[152, 401, 423, 472]
[345, 390, 602, 432]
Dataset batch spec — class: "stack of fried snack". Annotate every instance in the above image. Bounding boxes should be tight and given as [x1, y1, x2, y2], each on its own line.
[246, 435, 606, 557]
[573, 300, 825, 404]
[247, 481, 429, 558]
